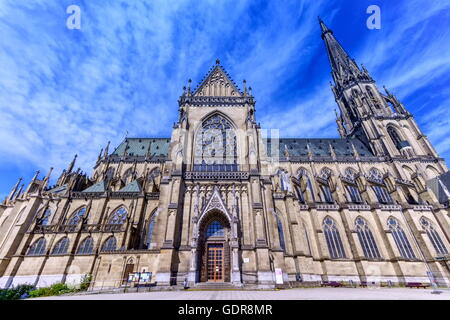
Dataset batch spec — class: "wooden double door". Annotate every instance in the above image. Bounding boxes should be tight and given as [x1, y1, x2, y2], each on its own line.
[206, 244, 224, 282]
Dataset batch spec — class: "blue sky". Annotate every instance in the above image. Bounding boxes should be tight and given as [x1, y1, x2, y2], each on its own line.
[1, 0, 450, 199]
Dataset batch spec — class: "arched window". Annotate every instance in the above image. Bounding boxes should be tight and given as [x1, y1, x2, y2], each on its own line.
[147, 167, 161, 182]
[101, 236, 117, 252]
[108, 207, 128, 224]
[77, 237, 94, 254]
[344, 168, 358, 181]
[146, 215, 156, 249]
[366, 86, 375, 99]
[276, 215, 286, 251]
[294, 185, 305, 203]
[68, 207, 87, 225]
[39, 208, 53, 225]
[276, 169, 292, 192]
[298, 168, 315, 202]
[27, 237, 46, 256]
[420, 217, 448, 255]
[372, 185, 393, 204]
[355, 217, 381, 259]
[320, 185, 334, 203]
[368, 168, 393, 203]
[387, 127, 404, 150]
[51, 237, 69, 255]
[206, 221, 225, 238]
[368, 168, 383, 181]
[344, 168, 362, 203]
[318, 168, 334, 203]
[121, 168, 135, 184]
[387, 217, 416, 259]
[193, 114, 237, 171]
[346, 185, 362, 203]
[323, 217, 346, 259]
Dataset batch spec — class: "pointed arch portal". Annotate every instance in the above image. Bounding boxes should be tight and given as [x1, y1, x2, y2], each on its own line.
[197, 209, 231, 283]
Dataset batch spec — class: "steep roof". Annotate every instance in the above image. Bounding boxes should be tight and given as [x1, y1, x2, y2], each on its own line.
[112, 138, 170, 157]
[82, 180, 106, 193]
[265, 138, 375, 160]
[118, 180, 142, 193]
[193, 60, 243, 97]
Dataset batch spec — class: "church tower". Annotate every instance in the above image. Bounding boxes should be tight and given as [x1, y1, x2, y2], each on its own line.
[320, 18, 446, 173]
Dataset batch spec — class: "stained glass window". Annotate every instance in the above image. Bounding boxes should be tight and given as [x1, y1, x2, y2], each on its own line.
[109, 207, 128, 224]
[387, 127, 403, 150]
[276, 215, 286, 251]
[355, 217, 381, 259]
[347, 185, 362, 203]
[388, 217, 416, 259]
[372, 185, 393, 204]
[101, 236, 117, 252]
[146, 215, 156, 248]
[27, 237, 46, 256]
[39, 208, 53, 225]
[51, 237, 69, 255]
[420, 217, 448, 255]
[323, 217, 346, 259]
[68, 207, 87, 225]
[194, 114, 237, 171]
[206, 221, 224, 238]
[77, 237, 94, 254]
[321, 185, 334, 203]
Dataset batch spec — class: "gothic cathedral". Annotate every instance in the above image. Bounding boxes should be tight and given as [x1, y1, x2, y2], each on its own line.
[1, 19, 449, 289]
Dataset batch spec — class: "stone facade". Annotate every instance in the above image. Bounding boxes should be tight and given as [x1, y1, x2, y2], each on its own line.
[1, 20, 450, 289]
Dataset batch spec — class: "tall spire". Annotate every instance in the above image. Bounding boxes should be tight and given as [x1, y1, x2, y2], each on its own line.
[319, 18, 371, 89]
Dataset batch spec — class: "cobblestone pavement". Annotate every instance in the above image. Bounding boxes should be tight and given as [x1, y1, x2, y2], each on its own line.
[35, 287, 450, 300]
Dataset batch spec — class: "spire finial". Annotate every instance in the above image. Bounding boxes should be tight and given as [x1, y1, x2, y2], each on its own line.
[351, 142, 360, 159]
[104, 141, 110, 157]
[329, 143, 336, 159]
[319, 17, 332, 38]
[97, 148, 103, 161]
[215, 58, 220, 65]
[67, 154, 77, 173]
[7, 177, 22, 202]
[187, 79, 192, 94]
[44, 167, 53, 181]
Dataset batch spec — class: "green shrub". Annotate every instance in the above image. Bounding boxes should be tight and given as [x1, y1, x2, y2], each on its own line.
[79, 274, 92, 291]
[29, 282, 77, 298]
[0, 284, 36, 300]
[29, 287, 52, 298]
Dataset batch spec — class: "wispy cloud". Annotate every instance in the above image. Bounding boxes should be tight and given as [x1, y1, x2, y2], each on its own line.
[0, 0, 449, 197]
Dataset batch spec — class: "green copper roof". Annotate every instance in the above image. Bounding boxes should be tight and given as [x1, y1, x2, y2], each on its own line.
[112, 138, 170, 157]
[82, 180, 106, 193]
[47, 184, 67, 194]
[265, 138, 373, 158]
[118, 180, 142, 193]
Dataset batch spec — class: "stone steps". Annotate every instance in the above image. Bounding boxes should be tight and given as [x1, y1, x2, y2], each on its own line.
[193, 282, 240, 290]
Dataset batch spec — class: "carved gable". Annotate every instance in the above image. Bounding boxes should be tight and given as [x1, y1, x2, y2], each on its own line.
[200, 186, 231, 222]
[194, 63, 242, 97]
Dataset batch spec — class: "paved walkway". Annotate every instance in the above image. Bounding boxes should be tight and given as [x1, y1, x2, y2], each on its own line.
[35, 287, 450, 300]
